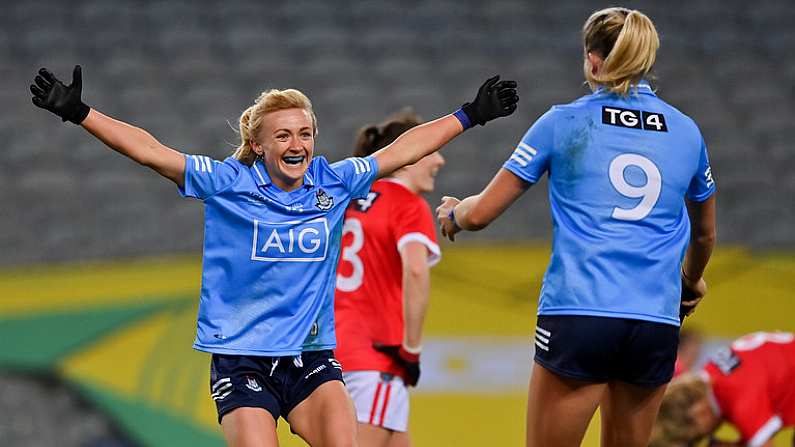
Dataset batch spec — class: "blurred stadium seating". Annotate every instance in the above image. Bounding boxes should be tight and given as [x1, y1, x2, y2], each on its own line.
[2, 0, 794, 266]
[2, 0, 794, 446]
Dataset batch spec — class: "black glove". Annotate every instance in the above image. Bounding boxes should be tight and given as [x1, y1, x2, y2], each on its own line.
[460, 75, 519, 127]
[373, 343, 421, 387]
[30, 65, 90, 124]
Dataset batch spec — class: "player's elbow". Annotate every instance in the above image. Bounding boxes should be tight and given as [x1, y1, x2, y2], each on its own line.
[692, 228, 716, 248]
[404, 262, 429, 281]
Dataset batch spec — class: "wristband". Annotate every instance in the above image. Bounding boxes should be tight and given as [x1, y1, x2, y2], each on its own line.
[453, 108, 472, 130]
[448, 207, 462, 232]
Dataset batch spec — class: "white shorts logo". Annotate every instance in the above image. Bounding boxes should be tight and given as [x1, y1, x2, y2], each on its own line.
[245, 376, 262, 392]
[251, 217, 330, 262]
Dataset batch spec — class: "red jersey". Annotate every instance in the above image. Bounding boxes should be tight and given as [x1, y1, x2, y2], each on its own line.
[703, 332, 795, 446]
[334, 179, 440, 380]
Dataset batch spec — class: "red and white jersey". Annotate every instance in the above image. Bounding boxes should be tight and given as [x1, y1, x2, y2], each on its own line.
[334, 179, 440, 380]
[703, 332, 795, 447]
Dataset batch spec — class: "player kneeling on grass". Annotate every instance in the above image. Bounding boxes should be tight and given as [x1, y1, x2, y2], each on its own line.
[651, 331, 795, 447]
[335, 109, 443, 447]
[30, 65, 517, 447]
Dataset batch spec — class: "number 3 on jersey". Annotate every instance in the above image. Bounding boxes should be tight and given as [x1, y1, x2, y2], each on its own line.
[336, 218, 364, 292]
[608, 153, 662, 221]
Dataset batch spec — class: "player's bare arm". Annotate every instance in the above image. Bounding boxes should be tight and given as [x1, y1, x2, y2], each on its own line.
[436, 168, 529, 242]
[399, 241, 430, 351]
[30, 65, 186, 187]
[681, 195, 717, 315]
[81, 110, 186, 187]
[373, 76, 518, 178]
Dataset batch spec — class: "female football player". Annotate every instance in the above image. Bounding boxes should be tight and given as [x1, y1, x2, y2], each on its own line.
[335, 109, 443, 447]
[30, 67, 517, 447]
[651, 332, 795, 447]
[436, 7, 716, 447]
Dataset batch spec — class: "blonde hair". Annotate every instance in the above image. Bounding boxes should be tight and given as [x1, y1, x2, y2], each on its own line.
[582, 7, 660, 96]
[649, 373, 710, 447]
[232, 88, 318, 165]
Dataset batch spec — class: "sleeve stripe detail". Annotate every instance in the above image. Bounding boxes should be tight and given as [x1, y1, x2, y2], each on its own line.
[518, 142, 538, 155]
[349, 157, 371, 175]
[748, 415, 782, 447]
[192, 155, 200, 171]
[397, 232, 442, 267]
[509, 145, 537, 167]
[204, 156, 213, 173]
[350, 158, 362, 175]
[509, 154, 529, 167]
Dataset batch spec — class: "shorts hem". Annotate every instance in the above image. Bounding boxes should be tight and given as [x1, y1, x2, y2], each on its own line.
[284, 376, 344, 418]
[533, 357, 606, 383]
[218, 404, 279, 425]
[355, 416, 408, 433]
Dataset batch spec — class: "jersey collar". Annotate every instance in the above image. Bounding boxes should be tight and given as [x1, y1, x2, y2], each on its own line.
[251, 159, 315, 188]
[594, 79, 656, 96]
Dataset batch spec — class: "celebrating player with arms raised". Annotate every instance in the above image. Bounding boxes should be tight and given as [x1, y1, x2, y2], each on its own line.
[30, 66, 517, 447]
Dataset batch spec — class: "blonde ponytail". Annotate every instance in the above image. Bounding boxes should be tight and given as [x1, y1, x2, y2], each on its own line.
[232, 88, 318, 166]
[583, 7, 660, 96]
[233, 105, 258, 165]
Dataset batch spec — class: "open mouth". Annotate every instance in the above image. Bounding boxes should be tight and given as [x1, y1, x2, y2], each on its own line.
[282, 155, 306, 165]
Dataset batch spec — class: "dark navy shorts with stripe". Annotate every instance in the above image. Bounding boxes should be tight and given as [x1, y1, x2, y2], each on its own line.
[533, 315, 679, 387]
[210, 349, 343, 424]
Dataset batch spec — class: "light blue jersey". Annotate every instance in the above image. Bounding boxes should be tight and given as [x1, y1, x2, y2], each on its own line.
[179, 154, 378, 355]
[503, 81, 715, 326]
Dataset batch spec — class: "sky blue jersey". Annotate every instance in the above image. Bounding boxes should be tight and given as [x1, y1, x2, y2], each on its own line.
[503, 81, 716, 326]
[179, 154, 378, 355]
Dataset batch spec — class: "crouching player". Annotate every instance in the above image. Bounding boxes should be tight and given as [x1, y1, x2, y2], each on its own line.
[335, 109, 443, 447]
[651, 331, 795, 447]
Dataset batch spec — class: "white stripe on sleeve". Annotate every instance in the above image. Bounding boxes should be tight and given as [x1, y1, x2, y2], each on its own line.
[203, 156, 213, 173]
[350, 158, 362, 175]
[748, 415, 782, 447]
[396, 232, 442, 267]
[191, 155, 200, 171]
[518, 142, 538, 156]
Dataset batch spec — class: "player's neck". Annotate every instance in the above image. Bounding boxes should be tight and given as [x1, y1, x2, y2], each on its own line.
[388, 173, 419, 193]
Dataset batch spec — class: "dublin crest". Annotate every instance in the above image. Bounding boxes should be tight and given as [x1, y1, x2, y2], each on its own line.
[315, 188, 333, 211]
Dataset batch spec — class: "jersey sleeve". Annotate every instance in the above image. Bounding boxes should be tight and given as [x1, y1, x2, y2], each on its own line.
[330, 156, 379, 199]
[393, 196, 441, 267]
[178, 154, 239, 200]
[502, 108, 555, 184]
[686, 138, 716, 202]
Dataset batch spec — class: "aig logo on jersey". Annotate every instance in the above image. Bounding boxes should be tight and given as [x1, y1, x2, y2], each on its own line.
[251, 217, 330, 262]
[602, 106, 667, 132]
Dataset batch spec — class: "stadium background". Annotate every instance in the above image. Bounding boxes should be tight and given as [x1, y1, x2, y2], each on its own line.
[1, 0, 793, 445]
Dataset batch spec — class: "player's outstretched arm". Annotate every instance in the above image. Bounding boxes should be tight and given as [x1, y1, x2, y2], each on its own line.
[436, 168, 529, 242]
[373, 75, 518, 178]
[30, 66, 186, 188]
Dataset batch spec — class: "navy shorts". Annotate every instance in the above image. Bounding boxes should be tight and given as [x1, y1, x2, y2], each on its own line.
[210, 350, 343, 424]
[533, 315, 679, 387]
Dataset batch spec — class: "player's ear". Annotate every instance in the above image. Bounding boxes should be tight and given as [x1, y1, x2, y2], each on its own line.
[587, 52, 603, 75]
